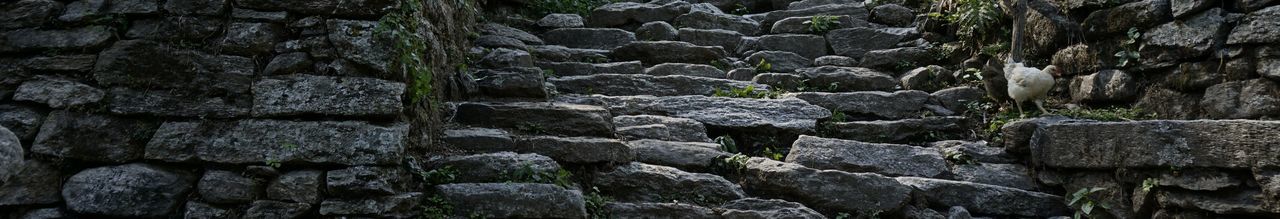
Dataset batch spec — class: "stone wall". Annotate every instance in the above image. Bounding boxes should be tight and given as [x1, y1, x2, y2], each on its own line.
[0, 0, 470, 218]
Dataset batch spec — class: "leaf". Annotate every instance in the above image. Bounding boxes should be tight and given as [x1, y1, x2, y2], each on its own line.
[1081, 201, 1095, 214]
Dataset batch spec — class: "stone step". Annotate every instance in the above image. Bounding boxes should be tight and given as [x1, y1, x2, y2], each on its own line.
[786, 135, 949, 178]
[549, 74, 765, 96]
[517, 136, 634, 164]
[894, 177, 1069, 217]
[1031, 120, 1280, 169]
[585, 95, 830, 134]
[719, 198, 825, 218]
[610, 41, 727, 65]
[746, 50, 811, 73]
[450, 102, 614, 137]
[605, 202, 718, 218]
[738, 157, 912, 213]
[587, 2, 690, 28]
[747, 34, 827, 59]
[645, 63, 726, 78]
[783, 91, 931, 119]
[677, 28, 744, 53]
[542, 28, 637, 50]
[770, 15, 867, 34]
[594, 162, 746, 204]
[479, 23, 544, 45]
[135, 120, 408, 165]
[614, 115, 713, 143]
[537, 61, 642, 76]
[442, 128, 515, 152]
[627, 139, 728, 172]
[749, 4, 869, 31]
[950, 163, 1038, 191]
[819, 116, 970, 143]
[790, 66, 897, 91]
[478, 48, 534, 69]
[435, 152, 561, 183]
[530, 45, 610, 63]
[472, 67, 549, 98]
[673, 11, 761, 35]
[435, 183, 587, 218]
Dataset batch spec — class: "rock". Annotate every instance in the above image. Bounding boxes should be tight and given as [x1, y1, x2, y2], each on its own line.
[751, 73, 806, 89]
[479, 48, 534, 68]
[538, 13, 585, 28]
[947, 206, 972, 219]
[1261, 57, 1280, 81]
[674, 11, 761, 35]
[0, 0, 61, 29]
[164, 0, 225, 15]
[1000, 116, 1085, 156]
[637, 21, 679, 41]
[756, 4, 870, 30]
[94, 40, 254, 95]
[728, 68, 758, 81]
[263, 52, 313, 75]
[678, 28, 745, 52]
[1051, 44, 1099, 76]
[787, 135, 949, 177]
[815, 55, 858, 66]
[794, 66, 897, 91]
[825, 27, 902, 59]
[747, 51, 810, 73]
[784, 91, 930, 119]
[327, 19, 392, 72]
[1256, 167, 1280, 211]
[31, 111, 157, 163]
[1082, 0, 1172, 36]
[106, 88, 251, 118]
[544, 28, 638, 50]
[184, 202, 237, 219]
[538, 61, 643, 76]
[859, 47, 931, 70]
[595, 162, 746, 203]
[787, 0, 861, 10]
[319, 193, 421, 217]
[232, 8, 288, 22]
[931, 86, 986, 114]
[1032, 120, 1280, 168]
[267, 170, 322, 204]
[435, 183, 587, 218]
[0, 104, 45, 140]
[243, 200, 310, 219]
[0, 160, 62, 206]
[615, 115, 713, 142]
[1135, 86, 1202, 119]
[23, 55, 97, 72]
[437, 152, 561, 183]
[105, 0, 159, 14]
[325, 166, 407, 198]
[1163, 60, 1238, 92]
[125, 17, 224, 41]
[587, 2, 690, 27]
[1201, 79, 1280, 119]
[473, 67, 547, 98]
[199, 170, 263, 204]
[1227, 5, 1280, 44]
[475, 35, 528, 50]
[13, 77, 103, 108]
[517, 136, 634, 163]
[1154, 169, 1241, 191]
[452, 102, 614, 137]
[594, 95, 831, 133]
[57, 0, 105, 23]
[899, 65, 953, 92]
[145, 120, 408, 165]
[930, 140, 1018, 164]
[479, 23, 544, 45]
[0, 127, 20, 184]
[951, 163, 1037, 190]
[1171, 0, 1215, 18]
[220, 22, 284, 55]
[644, 63, 726, 78]
[531, 45, 610, 62]
[719, 198, 825, 219]
[689, 3, 724, 14]
[770, 15, 868, 34]
[1154, 190, 1268, 214]
[871, 4, 913, 27]
[62, 163, 195, 217]
[1023, 0, 1081, 58]
[443, 128, 515, 152]
[756, 34, 827, 59]
[627, 140, 727, 171]
[611, 41, 728, 65]
[822, 116, 970, 143]
[606, 202, 719, 218]
[1142, 8, 1225, 66]
[0, 26, 113, 53]
[740, 157, 912, 213]
[896, 177, 1069, 217]
[1070, 70, 1139, 103]
[252, 75, 404, 117]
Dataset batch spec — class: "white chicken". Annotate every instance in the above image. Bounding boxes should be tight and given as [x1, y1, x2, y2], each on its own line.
[1003, 57, 1057, 117]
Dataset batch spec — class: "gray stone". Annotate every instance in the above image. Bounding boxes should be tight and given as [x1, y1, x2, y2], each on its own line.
[815, 55, 858, 66]
[587, 2, 690, 27]
[1255, 167, 1280, 211]
[1136, 86, 1202, 119]
[896, 177, 1069, 217]
[674, 11, 761, 35]
[58, 0, 106, 23]
[951, 163, 1037, 190]
[794, 66, 897, 91]
[606, 202, 719, 219]
[0, 127, 20, 184]
[689, 3, 723, 14]
[106, 0, 159, 14]
[899, 65, 953, 92]
[1155, 190, 1268, 214]
[1083, 0, 1172, 36]
[263, 52, 313, 75]
[1227, 5, 1280, 44]
[0, 104, 45, 141]
[199, 170, 263, 204]
[719, 198, 825, 219]
[627, 139, 727, 171]
[595, 162, 746, 203]
[544, 28, 638, 50]
[13, 77, 102, 108]
[435, 183, 588, 218]
[538, 61, 643, 76]
[756, 4, 870, 30]
[232, 8, 288, 22]
[0, 160, 62, 206]
[1155, 169, 1241, 191]
[747, 51, 810, 73]
[771, 15, 867, 34]
[931, 86, 985, 114]
[327, 166, 406, 197]
[785, 91, 930, 119]
[0, 26, 112, 53]
[125, 17, 225, 41]
[475, 35, 528, 50]
[145, 120, 408, 165]
[756, 34, 827, 59]
[106, 88, 250, 118]
[443, 128, 515, 152]
[594, 95, 831, 133]
[787, 135, 949, 177]
[929, 140, 1017, 164]
[18, 207, 68, 219]
[473, 67, 547, 98]
[538, 13, 585, 28]
[615, 115, 713, 142]
[184, 202, 237, 219]
[62, 163, 195, 217]
[1261, 57, 1280, 81]
[1023, 0, 1081, 58]
[478, 23, 544, 45]
[1070, 70, 1139, 103]
[1000, 116, 1086, 156]
[871, 4, 913, 27]
[31, 111, 156, 163]
[822, 116, 969, 143]
[860, 47, 931, 69]
[452, 102, 614, 137]
[22, 55, 95, 73]
[319, 193, 421, 217]
[164, 0, 226, 15]
[267, 170, 322, 204]
[438, 152, 561, 183]
[327, 19, 392, 72]
[1201, 79, 1280, 119]
[236, 0, 392, 18]
[727, 68, 758, 81]
[1051, 44, 1099, 77]
[0, 0, 61, 29]
[479, 48, 534, 68]
[531, 45, 609, 63]
[1031, 120, 1280, 168]
[243, 200, 310, 219]
[678, 28, 745, 52]
[740, 157, 912, 213]
[947, 206, 972, 219]
[220, 22, 284, 55]
[251, 75, 405, 117]
[1171, 0, 1215, 18]
[1143, 8, 1226, 66]
[645, 63, 726, 78]
[751, 73, 806, 89]
[787, 0, 861, 10]
[517, 136, 634, 163]
[637, 21, 679, 41]
[94, 40, 254, 95]
[1163, 60, 1240, 92]
[610, 41, 728, 65]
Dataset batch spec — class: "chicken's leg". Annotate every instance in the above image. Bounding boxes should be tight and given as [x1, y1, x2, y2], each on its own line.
[1034, 99, 1050, 115]
[1014, 100, 1025, 118]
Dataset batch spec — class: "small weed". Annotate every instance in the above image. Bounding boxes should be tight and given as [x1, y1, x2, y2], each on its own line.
[265, 159, 282, 168]
[730, 3, 750, 15]
[377, 0, 435, 104]
[710, 59, 730, 71]
[527, 0, 612, 17]
[713, 85, 782, 99]
[421, 195, 454, 219]
[419, 166, 459, 185]
[1055, 107, 1155, 121]
[895, 61, 917, 73]
[830, 110, 848, 123]
[502, 164, 575, 188]
[1141, 178, 1158, 192]
[712, 153, 751, 174]
[944, 150, 977, 165]
[1115, 27, 1144, 68]
[715, 135, 738, 153]
[754, 58, 773, 72]
[1068, 187, 1111, 219]
[761, 146, 785, 161]
[835, 212, 851, 219]
[803, 15, 840, 34]
[542, 69, 556, 77]
[585, 187, 612, 219]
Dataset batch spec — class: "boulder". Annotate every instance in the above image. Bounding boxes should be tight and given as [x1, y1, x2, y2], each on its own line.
[517, 136, 634, 163]
[442, 128, 515, 152]
[31, 111, 157, 163]
[62, 163, 195, 217]
[538, 61, 644, 76]
[787, 135, 949, 177]
[770, 15, 868, 34]
[267, 170, 322, 204]
[719, 198, 825, 218]
[437, 152, 561, 183]
[531, 45, 610, 63]
[478, 48, 534, 68]
[755, 4, 870, 30]
[452, 102, 614, 137]
[435, 183, 588, 218]
[199, 170, 263, 204]
[824, 27, 902, 58]
[0, 104, 45, 141]
[756, 34, 827, 59]
[1201, 79, 1280, 119]
[611, 41, 728, 65]
[895, 177, 1069, 217]
[814, 55, 858, 66]
[821, 116, 970, 143]
[784, 91, 930, 119]
[794, 66, 897, 91]
[594, 95, 831, 133]
[627, 140, 728, 171]
[870, 4, 913, 27]
[326, 19, 391, 72]
[251, 75, 405, 117]
[13, 77, 103, 108]
[587, 2, 690, 27]
[220, 22, 284, 55]
[678, 28, 745, 52]
[145, 120, 408, 165]
[859, 47, 931, 70]
[951, 163, 1037, 190]
[0, 160, 62, 206]
[747, 51, 810, 73]
[595, 162, 746, 203]
[614, 115, 713, 142]
[243, 200, 310, 219]
[326, 166, 407, 198]
[478, 23, 544, 45]
[473, 67, 548, 98]
[543, 28, 638, 50]
[739, 157, 912, 213]
[1227, 5, 1280, 44]
[318, 193, 421, 217]
[0, 0, 61, 29]
[1082, 0, 1172, 36]
[1070, 70, 1140, 103]
[0, 26, 112, 53]
[1032, 120, 1280, 168]
[1142, 8, 1226, 67]
[538, 13, 585, 28]
[606, 202, 719, 218]
[674, 11, 761, 35]
[636, 21, 678, 41]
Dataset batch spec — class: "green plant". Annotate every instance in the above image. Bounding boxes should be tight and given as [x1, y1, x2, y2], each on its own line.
[713, 85, 781, 99]
[421, 195, 454, 219]
[949, 0, 1003, 49]
[835, 212, 851, 219]
[830, 111, 848, 123]
[542, 69, 556, 77]
[895, 61, 917, 72]
[265, 159, 282, 168]
[502, 164, 575, 188]
[730, 3, 750, 15]
[378, 0, 435, 104]
[1141, 178, 1158, 192]
[712, 153, 751, 174]
[585, 187, 612, 219]
[516, 122, 548, 134]
[754, 58, 773, 72]
[1115, 27, 1144, 68]
[419, 166, 459, 185]
[761, 146, 785, 161]
[1056, 107, 1155, 121]
[1068, 187, 1111, 219]
[715, 135, 738, 153]
[527, 0, 612, 17]
[710, 59, 730, 71]
[944, 150, 976, 165]
[803, 15, 840, 34]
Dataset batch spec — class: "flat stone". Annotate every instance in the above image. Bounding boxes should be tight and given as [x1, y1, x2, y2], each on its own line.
[821, 116, 969, 143]
[326, 166, 407, 197]
[611, 41, 728, 65]
[787, 0, 862, 10]
[860, 47, 931, 70]
[452, 102, 614, 137]
[784, 91, 930, 119]
[674, 11, 761, 35]
[478, 23, 544, 45]
[531, 45, 610, 62]
[442, 128, 515, 152]
[474, 35, 528, 50]
[435, 183, 588, 218]
[106, 88, 250, 118]
[94, 40, 254, 95]
[199, 170, 263, 204]
[318, 193, 420, 217]
[125, 17, 224, 41]
[871, 4, 914, 27]
[0, 160, 63, 206]
[825, 27, 902, 58]
[0, 104, 44, 141]
[516, 136, 634, 163]
[0, 0, 61, 29]
[1156, 169, 1242, 191]
[57, 0, 105, 23]
[794, 66, 897, 91]
[900, 65, 953, 92]
[184, 202, 236, 219]
[606, 202, 718, 218]
[327, 19, 392, 72]
[0, 26, 112, 53]
[267, 170, 322, 204]
[1032, 120, 1280, 168]
[614, 115, 713, 142]
[929, 140, 1017, 164]
[473, 67, 547, 98]
[145, 120, 408, 165]
[538, 61, 643, 76]
[895, 177, 1069, 217]
[552, 73, 764, 96]
[1070, 70, 1140, 103]
[678, 28, 745, 52]
[587, 2, 690, 27]
[931, 86, 986, 114]
[644, 63, 726, 78]
[720, 198, 825, 218]
[595, 162, 746, 203]
[543, 28, 637, 50]
[0, 127, 19, 184]
[1172, 0, 1215, 18]
[815, 55, 858, 66]
[23, 55, 96, 72]
[13, 77, 103, 108]
[478, 48, 534, 68]
[1201, 79, 1280, 119]
[1136, 86, 1202, 119]
[787, 135, 949, 177]
[1155, 190, 1269, 214]
[740, 157, 912, 213]
[594, 95, 831, 133]
[636, 21, 678, 41]
[263, 52, 313, 75]
[628, 139, 727, 171]
[232, 8, 288, 22]
[31, 111, 157, 163]
[538, 13, 585, 28]
[62, 163, 195, 218]
[251, 75, 405, 117]
[236, 0, 392, 18]
[755, 4, 870, 31]
[756, 34, 827, 59]
[437, 152, 561, 183]
[771, 15, 868, 34]
[1082, 0, 1172, 36]
[220, 22, 284, 55]
[1227, 5, 1280, 44]
[951, 163, 1037, 190]
[243, 200, 310, 219]
[747, 51, 810, 73]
